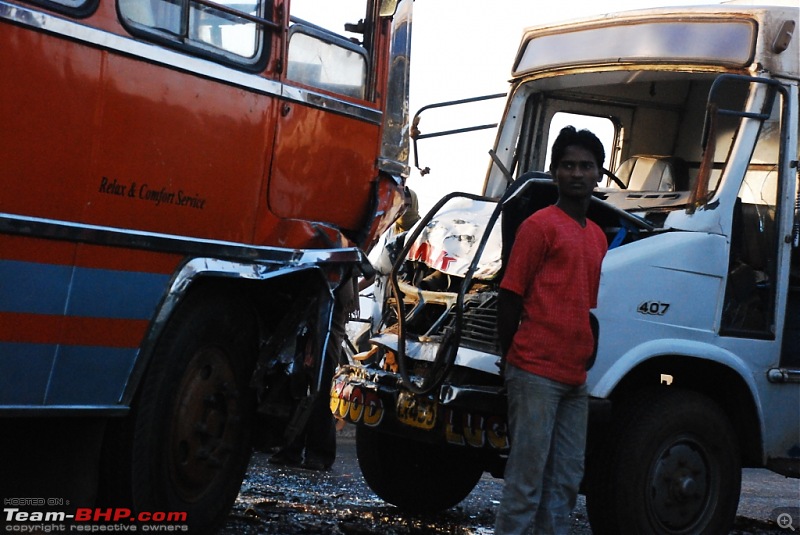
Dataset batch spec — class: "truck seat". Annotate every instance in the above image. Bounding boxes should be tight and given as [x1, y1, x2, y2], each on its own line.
[498, 173, 558, 280]
[615, 155, 690, 191]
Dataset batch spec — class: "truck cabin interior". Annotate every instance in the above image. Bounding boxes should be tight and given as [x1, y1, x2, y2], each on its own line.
[501, 70, 784, 337]
[509, 72, 750, 211]
[390, 70, 786, 354]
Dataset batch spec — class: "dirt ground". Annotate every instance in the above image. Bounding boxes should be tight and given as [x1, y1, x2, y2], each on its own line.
[221, 425, 799, 534]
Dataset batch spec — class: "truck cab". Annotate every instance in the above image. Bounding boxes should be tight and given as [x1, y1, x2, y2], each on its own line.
[332, 4, 799, 533]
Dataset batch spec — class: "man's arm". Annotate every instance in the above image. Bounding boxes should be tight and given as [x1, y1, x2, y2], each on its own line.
[497, 288, 523, 364]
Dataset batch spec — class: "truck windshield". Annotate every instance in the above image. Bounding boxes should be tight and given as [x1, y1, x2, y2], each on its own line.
[504, 71, 752, 228]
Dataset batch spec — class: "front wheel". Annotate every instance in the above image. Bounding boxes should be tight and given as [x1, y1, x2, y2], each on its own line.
[102, 289, 258, 534]
[356, 425, 484, 513]
[586, 388, 741, 535]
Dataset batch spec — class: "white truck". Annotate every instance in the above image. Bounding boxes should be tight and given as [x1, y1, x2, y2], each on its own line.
[332, 2, 800, 534]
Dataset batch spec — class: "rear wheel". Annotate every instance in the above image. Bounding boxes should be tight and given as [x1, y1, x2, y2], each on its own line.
[102, 290, 258, 534]
[585, 388, 741, 535]
[356, 425, 483, 513]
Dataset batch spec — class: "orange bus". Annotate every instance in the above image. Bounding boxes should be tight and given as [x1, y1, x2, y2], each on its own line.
[0, 0, 412, 530]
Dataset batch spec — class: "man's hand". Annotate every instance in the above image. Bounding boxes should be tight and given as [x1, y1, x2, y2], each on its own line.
[496, 357, 506, 378]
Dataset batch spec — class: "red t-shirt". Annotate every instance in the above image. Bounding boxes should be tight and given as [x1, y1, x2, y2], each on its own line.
[500, 205, 607, 385]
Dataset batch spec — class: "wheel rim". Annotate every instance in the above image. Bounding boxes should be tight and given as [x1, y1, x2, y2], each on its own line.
[168, 346, 242, 502]
[648, 437, 713, 532]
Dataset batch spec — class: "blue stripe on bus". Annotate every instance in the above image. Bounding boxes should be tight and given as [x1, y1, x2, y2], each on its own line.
[0, 342, 138, 406]
[0, 260, 171, 319]
[45, 345, 138, 404]
[66, 266, 170, 319]
[0, 261, 72, 315]
[0, 343, 53, 405]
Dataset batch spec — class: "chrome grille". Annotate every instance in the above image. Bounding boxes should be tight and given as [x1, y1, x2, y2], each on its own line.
[444, 293, 499, 354]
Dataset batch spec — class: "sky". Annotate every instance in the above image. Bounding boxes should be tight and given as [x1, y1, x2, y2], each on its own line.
[405, 0, 724, 213]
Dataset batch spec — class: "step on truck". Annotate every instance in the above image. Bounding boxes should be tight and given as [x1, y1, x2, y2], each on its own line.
[332, 2, 800, 533]
[0, 0, 414, 531]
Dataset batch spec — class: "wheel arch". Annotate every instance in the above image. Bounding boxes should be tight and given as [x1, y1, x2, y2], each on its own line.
[600, 351, 764, 467]
[122, 257, 344, 407]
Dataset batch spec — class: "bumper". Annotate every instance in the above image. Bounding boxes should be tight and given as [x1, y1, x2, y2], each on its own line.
[331, 364, 612, 453]
[331, 364, 509, 451]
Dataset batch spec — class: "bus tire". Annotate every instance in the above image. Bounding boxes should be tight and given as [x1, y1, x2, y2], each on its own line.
[104, 289, 258, 533]
[356, 425, 483, 513]
[586, 388, 741, 535]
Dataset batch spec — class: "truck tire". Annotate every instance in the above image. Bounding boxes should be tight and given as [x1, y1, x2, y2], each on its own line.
[585, 387, 741, 535]
[356, 425, 483, 513]
[102, 290, 258, 534]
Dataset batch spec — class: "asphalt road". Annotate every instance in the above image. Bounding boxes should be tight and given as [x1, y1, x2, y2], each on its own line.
[222, 424, 800, 534]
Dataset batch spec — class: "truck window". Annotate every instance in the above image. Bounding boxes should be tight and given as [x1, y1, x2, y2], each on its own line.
[721, 90, 782, 337]
[545, 112, 616, 172]
[287, 0, 369, 100]
[119, 0, 271, 63]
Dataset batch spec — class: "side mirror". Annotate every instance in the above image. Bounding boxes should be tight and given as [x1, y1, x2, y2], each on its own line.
[379, 0, 398, 17]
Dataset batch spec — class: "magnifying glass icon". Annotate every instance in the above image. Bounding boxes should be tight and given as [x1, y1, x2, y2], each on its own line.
[778, 512, 796, 531]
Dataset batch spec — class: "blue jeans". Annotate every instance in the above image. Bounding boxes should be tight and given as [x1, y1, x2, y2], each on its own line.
[495, 364, 588, 535]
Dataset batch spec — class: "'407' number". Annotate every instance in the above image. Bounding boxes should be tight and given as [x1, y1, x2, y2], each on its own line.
[638, 301, 670, 316]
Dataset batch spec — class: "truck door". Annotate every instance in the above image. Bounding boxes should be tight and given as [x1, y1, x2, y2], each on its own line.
[781, 108, 800, 370]
[784, 243, 800, 367]
[713, 78, 799, 476]
[718, 81, 797, 373]
[720, 94, 783, 340]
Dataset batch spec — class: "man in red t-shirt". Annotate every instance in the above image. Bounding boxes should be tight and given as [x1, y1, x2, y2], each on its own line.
[495, 126, 608, 535]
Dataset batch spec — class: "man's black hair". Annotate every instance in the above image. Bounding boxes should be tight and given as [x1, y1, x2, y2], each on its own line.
[549, 126, 605, 172]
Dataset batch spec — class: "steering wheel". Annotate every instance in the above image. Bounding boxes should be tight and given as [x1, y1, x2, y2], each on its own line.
[604, 168, 627, 189]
